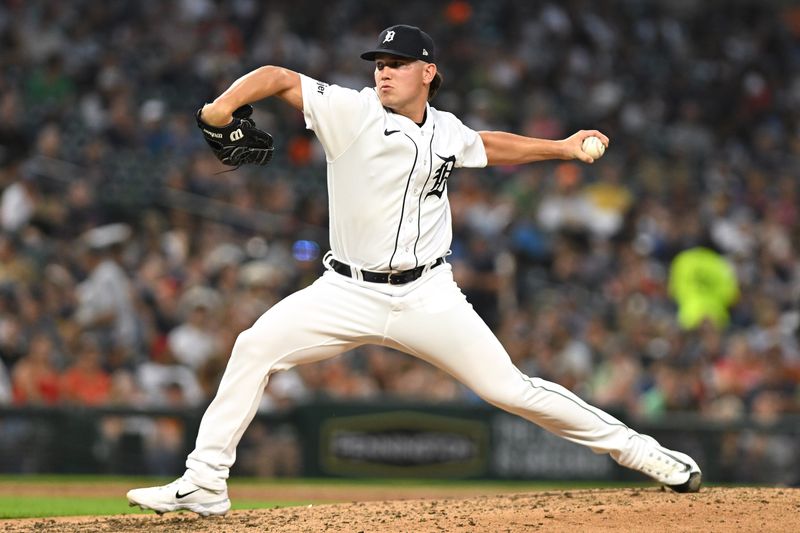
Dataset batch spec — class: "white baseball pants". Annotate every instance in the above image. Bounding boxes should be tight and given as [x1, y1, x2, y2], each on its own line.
[185, 266, 656, 490]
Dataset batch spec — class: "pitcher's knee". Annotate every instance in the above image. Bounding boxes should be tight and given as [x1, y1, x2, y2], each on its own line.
[232, 328, 255, 352]
[231, 328, 274, 361]
[231, 326, 298, 370]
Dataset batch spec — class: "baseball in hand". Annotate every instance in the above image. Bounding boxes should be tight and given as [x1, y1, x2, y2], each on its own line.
[581, 136, 606, 159]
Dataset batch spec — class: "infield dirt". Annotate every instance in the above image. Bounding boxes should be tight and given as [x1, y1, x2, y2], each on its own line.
[0, 486, 797, 532]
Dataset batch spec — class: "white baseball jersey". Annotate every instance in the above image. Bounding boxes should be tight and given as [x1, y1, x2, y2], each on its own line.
[299, 74, 487, 271]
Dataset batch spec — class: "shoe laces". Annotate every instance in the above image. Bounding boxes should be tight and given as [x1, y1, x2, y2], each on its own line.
[641, 448, 688, 479]
[161, 478, 189, 492]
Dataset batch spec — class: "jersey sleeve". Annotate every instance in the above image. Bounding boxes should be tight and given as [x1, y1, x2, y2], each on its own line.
[300, 74, 368, 160]
[450, 114, 488, 168]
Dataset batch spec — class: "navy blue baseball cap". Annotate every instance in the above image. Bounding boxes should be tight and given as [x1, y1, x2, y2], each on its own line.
[360, 25, 436, 63]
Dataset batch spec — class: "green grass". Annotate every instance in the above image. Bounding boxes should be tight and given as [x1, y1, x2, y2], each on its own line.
[1, 496, 134, 518]
[0, 476, 316, 519]
[0, 496, 309, 519]
[0, 475, 651, 519]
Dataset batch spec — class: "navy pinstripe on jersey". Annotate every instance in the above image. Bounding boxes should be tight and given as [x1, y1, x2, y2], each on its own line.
[388, 132, 418, 270]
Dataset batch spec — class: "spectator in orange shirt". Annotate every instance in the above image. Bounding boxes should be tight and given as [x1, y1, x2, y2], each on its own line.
[60, 334, 111, 406]
[11, 332, 60, 405]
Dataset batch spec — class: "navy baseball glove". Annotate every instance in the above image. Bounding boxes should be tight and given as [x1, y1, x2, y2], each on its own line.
[196, 104, 274, 166]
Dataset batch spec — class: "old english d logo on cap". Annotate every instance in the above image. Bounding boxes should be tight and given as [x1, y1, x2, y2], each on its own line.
[361, 25, 436, 63]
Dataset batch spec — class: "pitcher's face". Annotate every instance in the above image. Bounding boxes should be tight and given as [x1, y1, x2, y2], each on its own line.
[373, 54, 432, 110]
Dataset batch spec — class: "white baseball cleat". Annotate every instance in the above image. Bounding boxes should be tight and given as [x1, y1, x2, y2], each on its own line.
[126, 477, 231, 516]
[639, 442, 702, 493]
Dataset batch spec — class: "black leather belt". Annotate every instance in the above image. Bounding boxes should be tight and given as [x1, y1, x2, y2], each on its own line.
[330, 257, 445, 285]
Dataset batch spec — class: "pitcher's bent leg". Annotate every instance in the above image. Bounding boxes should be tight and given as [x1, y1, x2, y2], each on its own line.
[184, 278, 364, 490]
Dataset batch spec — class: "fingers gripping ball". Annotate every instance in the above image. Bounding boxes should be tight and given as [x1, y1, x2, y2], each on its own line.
[581, 136, 606, 160]
[196, 104, 275, 167]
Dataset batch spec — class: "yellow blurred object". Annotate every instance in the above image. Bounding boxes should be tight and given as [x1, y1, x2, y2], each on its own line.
[668, 247, 739, 330]
[583, 181, 633, 212]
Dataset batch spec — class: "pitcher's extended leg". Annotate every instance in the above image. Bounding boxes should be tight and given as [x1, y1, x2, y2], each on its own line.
[386, 271, 700, 490]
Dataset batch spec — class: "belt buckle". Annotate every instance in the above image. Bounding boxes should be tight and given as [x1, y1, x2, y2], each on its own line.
[388, 271, 412, 285]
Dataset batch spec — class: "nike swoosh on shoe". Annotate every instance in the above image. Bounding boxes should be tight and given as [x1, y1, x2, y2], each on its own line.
[175, 489, 201, 499]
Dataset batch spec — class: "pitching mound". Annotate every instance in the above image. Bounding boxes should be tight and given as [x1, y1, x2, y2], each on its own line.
[2, 486, 797, 532]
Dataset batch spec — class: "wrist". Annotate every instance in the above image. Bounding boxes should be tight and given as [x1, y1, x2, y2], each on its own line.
[554, 139, 572, 160]
[545, 139, 572, 159]
[201, 102, 235, 127]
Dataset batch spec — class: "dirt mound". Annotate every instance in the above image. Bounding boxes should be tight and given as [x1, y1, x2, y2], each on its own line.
[2, 487, 797, 532]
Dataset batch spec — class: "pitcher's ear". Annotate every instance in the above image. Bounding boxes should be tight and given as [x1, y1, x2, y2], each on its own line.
[428, 70, 443, 101]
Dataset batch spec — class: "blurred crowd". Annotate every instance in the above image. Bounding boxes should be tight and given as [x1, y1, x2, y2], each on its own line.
[1, 0, 800, 451]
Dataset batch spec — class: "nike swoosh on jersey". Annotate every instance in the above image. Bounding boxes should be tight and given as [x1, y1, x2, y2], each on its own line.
[175, 488, 201, 499]
[384, 129, 400, 136]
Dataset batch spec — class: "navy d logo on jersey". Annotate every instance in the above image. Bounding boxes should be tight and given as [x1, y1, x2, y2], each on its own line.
[426, 153, 455, 200]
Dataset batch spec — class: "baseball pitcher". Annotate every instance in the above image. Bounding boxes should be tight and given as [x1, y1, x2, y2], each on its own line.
[128, 25, 701, 516]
